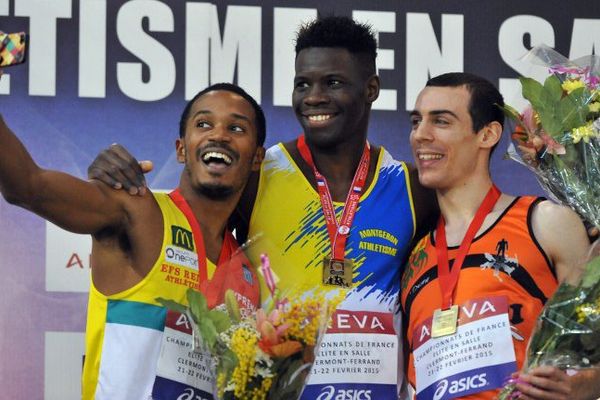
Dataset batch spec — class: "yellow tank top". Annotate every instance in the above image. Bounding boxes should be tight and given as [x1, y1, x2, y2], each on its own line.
[82, 192, 217, 400]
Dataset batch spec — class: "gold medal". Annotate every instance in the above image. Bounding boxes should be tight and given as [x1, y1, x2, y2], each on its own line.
[323, 257, 353, 287]
[431, 305, 459, 337]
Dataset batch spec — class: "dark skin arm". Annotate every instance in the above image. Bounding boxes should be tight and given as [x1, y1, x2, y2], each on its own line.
[0, 116, 164, 295]
[87, 143, 261, 246]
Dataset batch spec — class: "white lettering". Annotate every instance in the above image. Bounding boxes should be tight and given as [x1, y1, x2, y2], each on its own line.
[353, 10, 397, 110]
[116, 0, 175, 101]
[406, 13, 464, 109]
[337, 313, 350, 329]
[272, 7, 317, 106]
[15, 0, 72, 96]
[479, 300, 496, 315]
[371, 316, 384, 330]
[420, 324, 431, 342]
[79, 0, 106, 98]
[498, 15, 555, 110]
[185, 4, 262, 101]
[569, 19, 600, 59]
[175, 313, 190, 330]
[462, 303, 477, 319]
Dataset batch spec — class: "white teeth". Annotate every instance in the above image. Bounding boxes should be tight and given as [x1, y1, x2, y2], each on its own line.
[202, 151, 232, 165]
[308, 114, 332, 122]
[418, 154, 443, 160]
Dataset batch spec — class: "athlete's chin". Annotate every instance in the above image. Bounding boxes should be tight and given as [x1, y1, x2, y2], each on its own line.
[196, 183, 235, 200]
[303, 130, 344, 150]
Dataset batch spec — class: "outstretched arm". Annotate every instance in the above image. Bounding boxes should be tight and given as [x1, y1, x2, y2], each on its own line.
[0, 115, 127, 234]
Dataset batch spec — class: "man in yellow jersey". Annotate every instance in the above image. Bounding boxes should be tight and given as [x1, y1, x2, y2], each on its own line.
[88, 16, 436, 399]
[401, 72, 600, 400]
[0, 81, 265, 399]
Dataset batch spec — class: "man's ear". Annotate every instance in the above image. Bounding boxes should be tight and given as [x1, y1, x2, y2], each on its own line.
[252, 146, 265, 172]
[478, 121, 503, 149]
[175, 138, 185, 163]
[366, 74, 380, 104]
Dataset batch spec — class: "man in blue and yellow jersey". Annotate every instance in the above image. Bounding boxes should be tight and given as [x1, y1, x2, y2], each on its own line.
[88, 17, 435, 399]
[0, 82, 265, 399]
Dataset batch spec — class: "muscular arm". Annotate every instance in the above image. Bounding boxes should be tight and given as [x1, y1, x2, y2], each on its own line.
[514, 202, 599, 400]
[531, 200, 590, 284]
[0, 115, 127, 234]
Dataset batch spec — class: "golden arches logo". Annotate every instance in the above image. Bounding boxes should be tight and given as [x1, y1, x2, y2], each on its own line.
[172, 226, 194, 251]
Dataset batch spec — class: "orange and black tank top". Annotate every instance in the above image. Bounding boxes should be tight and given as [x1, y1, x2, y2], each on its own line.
[401, 196, 558, 399]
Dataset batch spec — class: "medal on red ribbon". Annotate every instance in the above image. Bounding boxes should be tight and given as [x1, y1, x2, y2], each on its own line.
[432, 185, 501, 337]
[296, 135, 370, 288]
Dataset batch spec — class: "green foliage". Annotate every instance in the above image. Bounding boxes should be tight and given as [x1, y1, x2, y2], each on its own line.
[582, 256, 600, 289]
[208, 309, 232, 333]
[155, 298, 187, 314]
[187, 288, 208, 324]
[197, 317, 218, 351]
[519, 76, 592, 138]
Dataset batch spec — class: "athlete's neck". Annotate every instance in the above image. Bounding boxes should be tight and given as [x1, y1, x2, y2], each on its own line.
[436, 175, 495, 241]
[286, 136, 377, 202]
[177, 183, 239, 263]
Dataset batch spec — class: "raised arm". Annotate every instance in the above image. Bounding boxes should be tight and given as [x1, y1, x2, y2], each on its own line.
[0, 115, 127, 234]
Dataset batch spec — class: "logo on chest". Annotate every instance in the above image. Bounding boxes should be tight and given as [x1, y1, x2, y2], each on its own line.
[357, 228, 399, 257]
[480, 238, 518, 281]
[172, 225, 194, 251]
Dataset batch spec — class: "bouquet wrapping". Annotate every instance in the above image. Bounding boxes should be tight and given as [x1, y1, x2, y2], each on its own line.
[498, 45, 600, 399]
[503, 44, 600, 230]
[158, 254, 343, 400]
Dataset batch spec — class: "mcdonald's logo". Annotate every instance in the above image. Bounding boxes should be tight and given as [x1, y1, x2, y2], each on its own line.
[171, 226, 194, 251]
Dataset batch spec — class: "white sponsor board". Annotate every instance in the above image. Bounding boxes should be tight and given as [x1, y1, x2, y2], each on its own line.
[45, 222, 91, 293]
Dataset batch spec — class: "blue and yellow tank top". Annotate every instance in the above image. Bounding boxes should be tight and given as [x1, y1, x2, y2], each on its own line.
[247, 143, 416, 398]
[248, 143, 416, 309]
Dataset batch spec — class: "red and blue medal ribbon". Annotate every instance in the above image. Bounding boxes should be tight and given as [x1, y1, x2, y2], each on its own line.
[296, 134, 370, 261]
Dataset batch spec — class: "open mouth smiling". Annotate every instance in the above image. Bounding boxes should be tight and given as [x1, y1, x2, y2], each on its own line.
[201, 151, 233, 165]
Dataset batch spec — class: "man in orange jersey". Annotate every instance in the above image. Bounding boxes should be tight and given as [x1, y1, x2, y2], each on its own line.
[401, 72, 600, 400]
[0, 81, 263, 399]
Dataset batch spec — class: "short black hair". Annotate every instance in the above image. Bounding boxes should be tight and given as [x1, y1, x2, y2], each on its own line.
[179, 83, 266, 146]
[295, 16, 377, 75]
[426, 72, 505, 132]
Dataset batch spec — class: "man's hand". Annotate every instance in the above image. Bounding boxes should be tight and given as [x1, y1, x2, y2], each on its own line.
[515, 365, 600, 400]
[514, 366, 572, 399]
[87, 143, 152, 196]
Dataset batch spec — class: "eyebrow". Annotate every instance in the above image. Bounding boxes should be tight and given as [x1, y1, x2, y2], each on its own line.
[230, 113, 251, 123]
[191, 110, 251, 123]
[409, 109, 459, 119]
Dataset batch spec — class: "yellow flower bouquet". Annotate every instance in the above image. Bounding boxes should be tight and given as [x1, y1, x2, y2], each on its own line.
[158, 254, 342, 400]
[503, 44, 600, 230]
[498, 45, 600, 399]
